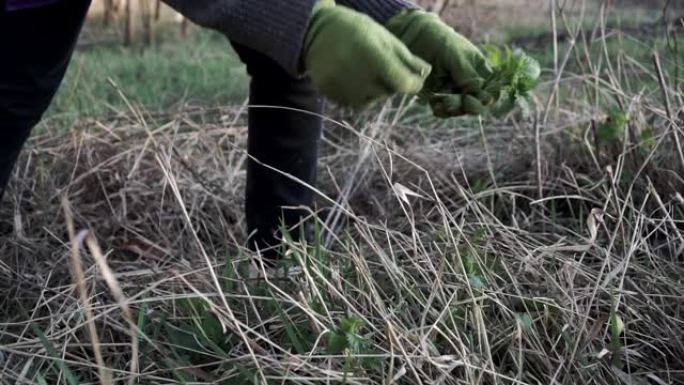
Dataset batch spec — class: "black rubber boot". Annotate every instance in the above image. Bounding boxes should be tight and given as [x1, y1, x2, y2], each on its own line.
[231, 42, 324, 262]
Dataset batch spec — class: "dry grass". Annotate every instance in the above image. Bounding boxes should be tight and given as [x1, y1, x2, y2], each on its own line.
[1, 2, 684, 385]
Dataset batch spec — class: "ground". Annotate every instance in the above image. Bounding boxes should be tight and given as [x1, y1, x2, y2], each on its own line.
[1, 1, 683, 385]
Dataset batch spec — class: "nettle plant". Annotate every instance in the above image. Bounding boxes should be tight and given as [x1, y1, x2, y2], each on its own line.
[482, 45, 541, 117]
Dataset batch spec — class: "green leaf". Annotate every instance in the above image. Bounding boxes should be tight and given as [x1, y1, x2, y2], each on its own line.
[327, 330, 348, 355]
[596, 109, 627, 146]
[176, 297, 206, 316]
[516, 313, 534, 335]
[221, 365, 259, 385]
[165, 357, 194, 383]
[461, 253, 476, 276]
[639, 127, 656, 150]
[222, 250, 237, 293]
[340, 317, 364, 335]
[167, 325, 204, 354]
[519, 54, 541, 89]
[346, 333, 366, 354]
[271, 297, 310, 355]
[201, 312, 224, 343]
[327, 317, 367, 355]
[483, 45, 541, 117]
[482, 44, 503, 67]
[468, 274, 486, 290]
[515, 95, 531, 117]
[136, 302, 147, 341]
[31, 324, 80, 385]
[35, 373, 49, 385]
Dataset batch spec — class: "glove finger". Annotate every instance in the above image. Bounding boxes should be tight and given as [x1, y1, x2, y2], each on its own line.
[446, 60, 480, 90]
[442, 39, 485, 87]
[379, 48, 430, 95]
[460, 77, 485, 95]
[429, 94, 487, 117]
[394, 43, 433, 81]
[317, 69, 390, 108]
[461, 94, 487, 115]
[444, 42, 493, 90]
[429, 94, 463, 118]
[487, 88, 501, 104]
[457, 35, 493, 80]
[474, 53, 494, 79]
[473, 89, 495, 106]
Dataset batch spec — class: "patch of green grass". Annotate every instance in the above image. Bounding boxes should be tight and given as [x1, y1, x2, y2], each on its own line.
[43, 24, 249, 129]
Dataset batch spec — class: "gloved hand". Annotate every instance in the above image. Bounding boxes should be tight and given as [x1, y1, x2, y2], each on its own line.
[303, 0, 432, 108]
[386, 10, 494, 117]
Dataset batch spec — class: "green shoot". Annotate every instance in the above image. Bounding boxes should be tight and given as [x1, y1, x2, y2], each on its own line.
[609, 289, 625, 368]
[482, 45, 541, 117]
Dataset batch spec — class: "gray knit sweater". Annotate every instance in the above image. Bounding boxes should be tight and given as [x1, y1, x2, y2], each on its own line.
[162, 0, 418, 76]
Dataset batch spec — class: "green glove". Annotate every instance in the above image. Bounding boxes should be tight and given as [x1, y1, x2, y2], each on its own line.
[386, 10, 494, 117]
[304, 0, 432, 108]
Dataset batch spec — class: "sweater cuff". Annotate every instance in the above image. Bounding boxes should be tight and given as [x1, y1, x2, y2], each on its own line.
[337, 0, 419, 24]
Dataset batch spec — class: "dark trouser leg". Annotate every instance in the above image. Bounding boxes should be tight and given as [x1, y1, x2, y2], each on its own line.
[230, 42, 324, 260]
[0, 0, 91, 200]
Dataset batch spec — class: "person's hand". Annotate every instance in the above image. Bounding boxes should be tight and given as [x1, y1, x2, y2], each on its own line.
[303, 0, 432, 108]
[386, 10, 495, 117]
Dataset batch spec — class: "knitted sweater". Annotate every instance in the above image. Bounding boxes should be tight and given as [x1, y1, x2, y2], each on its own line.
[162, 0, 418, 76]
[6, 0, 418, 75]
[5, 0, 59, 11]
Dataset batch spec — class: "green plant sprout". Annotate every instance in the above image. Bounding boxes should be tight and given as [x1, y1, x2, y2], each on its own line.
[482, 45, 541, 117]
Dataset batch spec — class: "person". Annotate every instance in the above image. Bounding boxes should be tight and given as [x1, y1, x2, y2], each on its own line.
[0, 0, 495, 260]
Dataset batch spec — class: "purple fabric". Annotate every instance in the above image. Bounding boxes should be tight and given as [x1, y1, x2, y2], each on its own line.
[6, 0, 61, 11]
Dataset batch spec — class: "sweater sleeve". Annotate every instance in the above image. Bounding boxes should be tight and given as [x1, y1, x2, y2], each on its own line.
[336, 0, 419, 23]
[162, 0, 317, 76]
